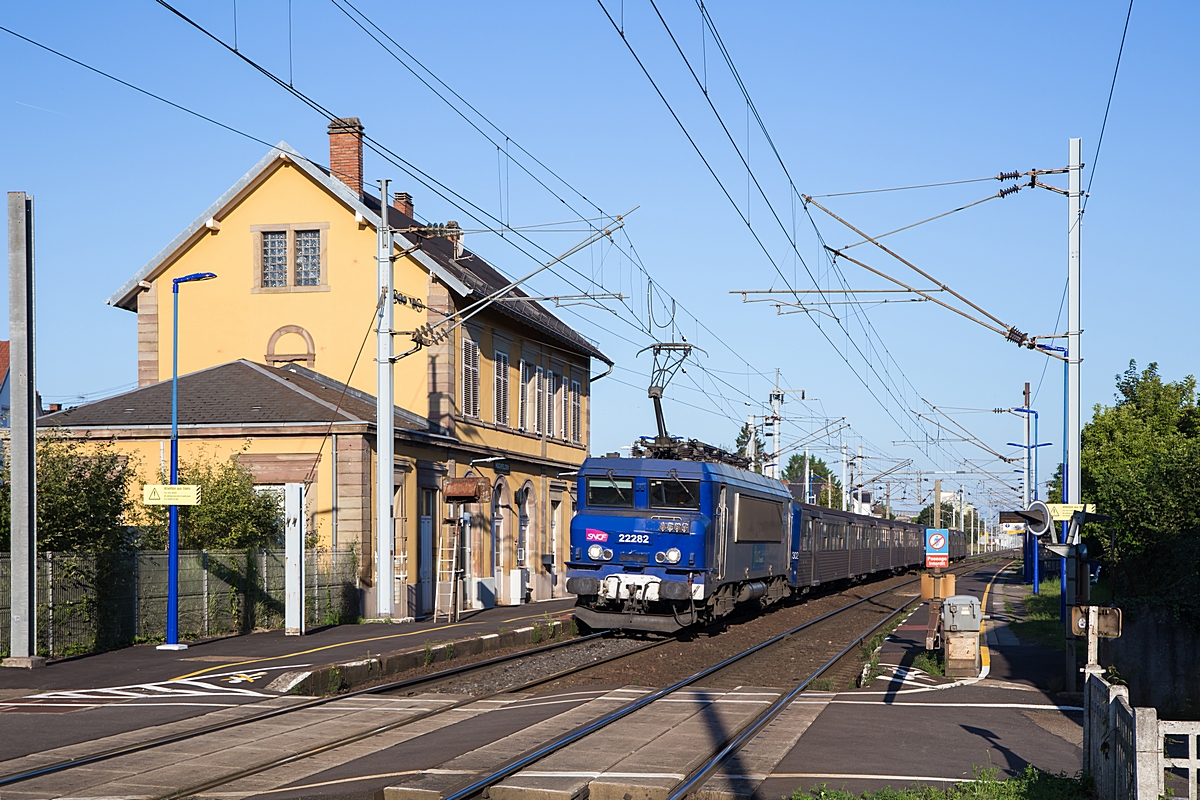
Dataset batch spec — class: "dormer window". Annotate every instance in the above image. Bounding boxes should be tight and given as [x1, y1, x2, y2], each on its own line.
[252, 223, 329, 292]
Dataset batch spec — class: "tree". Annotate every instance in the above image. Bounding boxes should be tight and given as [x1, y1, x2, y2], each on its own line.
[140, 452, 284, 550]
[915, 503, 956, 529]
[782, 455, 841, 508]
[0, 433, 140, 553]
[1073, 360, 1200, 602]
[735, 423, 767, 474]
[783, 454, 806, 483]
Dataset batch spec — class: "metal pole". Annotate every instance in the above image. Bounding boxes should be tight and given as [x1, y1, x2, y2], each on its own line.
[933, 479, 941, 529]
[840, 442, 848, 511]
[1068, 137, 1083, 508]
[3, 192, 43, 669]
[803, 448, 810, 504]
[165, 282, 183, 648]
[375, 179, 395, 618]
[769, 384, 783, 480]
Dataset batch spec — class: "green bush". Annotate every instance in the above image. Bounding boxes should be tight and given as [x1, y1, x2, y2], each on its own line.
[791, 765, 1089, 800]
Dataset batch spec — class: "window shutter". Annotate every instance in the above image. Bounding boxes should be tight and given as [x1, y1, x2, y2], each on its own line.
[561, 374, 570, 440]
[535, 366, 545, 435]
[518, 360, 528, 431]
[570, 380, 582, 443]
[545, 371, 555, 439]
[494, 352, 509, 426]
[460, 339, 479, 418]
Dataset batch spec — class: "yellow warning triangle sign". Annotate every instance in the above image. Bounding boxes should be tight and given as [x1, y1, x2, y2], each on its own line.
[149, 487, 161, 501]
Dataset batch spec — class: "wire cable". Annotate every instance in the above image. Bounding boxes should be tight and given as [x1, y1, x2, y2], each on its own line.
[1084, 0, 1135, 211]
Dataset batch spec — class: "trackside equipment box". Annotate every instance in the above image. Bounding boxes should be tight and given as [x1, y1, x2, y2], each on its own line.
[942, 595, 983, 632]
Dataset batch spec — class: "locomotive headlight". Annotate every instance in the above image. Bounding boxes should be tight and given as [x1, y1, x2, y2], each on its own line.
[602, 548, 613, 560]
[665, 547, 682, 564]
[654, 551, 666, 563]
[587, 544, 605, 560]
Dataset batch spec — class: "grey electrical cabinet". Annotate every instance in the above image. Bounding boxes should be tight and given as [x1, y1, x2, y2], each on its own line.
[942, 594, 983, 633]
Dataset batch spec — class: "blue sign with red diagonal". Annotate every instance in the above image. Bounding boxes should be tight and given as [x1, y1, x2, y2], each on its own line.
[925, 528, 949, 568]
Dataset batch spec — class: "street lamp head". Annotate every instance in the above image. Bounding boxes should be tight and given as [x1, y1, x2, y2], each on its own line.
[174, 272, 218, 289]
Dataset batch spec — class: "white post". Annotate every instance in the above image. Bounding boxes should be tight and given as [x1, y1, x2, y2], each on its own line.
[841, 442, 848, 511]
[1068, 137, 1082, 507]
[769, 385, 783, 480]
[745, 413, 756, 469]
[803, 448, 811, 504]
[375, 179, 395, 618]
[285, 482, 306, 635]
[4, 192, 42, 669]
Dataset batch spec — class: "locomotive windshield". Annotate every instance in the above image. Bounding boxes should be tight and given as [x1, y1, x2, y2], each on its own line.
[648, 478, 700, 509]
[586, 476, 634, 507]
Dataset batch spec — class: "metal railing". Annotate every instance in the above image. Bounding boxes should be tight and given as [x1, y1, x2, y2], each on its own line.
[1085, 671, 1199, 800]
[0, 549, 358, 659]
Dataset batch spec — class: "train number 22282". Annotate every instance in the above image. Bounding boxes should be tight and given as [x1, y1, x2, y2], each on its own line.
[618, 533, 650, 544]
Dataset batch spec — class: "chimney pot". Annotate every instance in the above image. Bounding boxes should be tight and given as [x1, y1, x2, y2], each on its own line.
[328, 117, 364, 196]
[394, 192, 413, 217]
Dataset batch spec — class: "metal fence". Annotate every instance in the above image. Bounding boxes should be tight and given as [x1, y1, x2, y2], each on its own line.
[0, 549, 359, 659]
[1085, 670, 1200, 800]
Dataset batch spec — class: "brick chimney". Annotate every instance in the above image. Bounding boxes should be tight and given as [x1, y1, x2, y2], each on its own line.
[328, 117, 364, 196]
[394, 192, 413, 217]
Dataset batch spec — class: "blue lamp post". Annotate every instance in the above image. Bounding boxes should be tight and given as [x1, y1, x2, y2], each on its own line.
[1009, 406, 1052, 595]
[157, 272, 217, 651]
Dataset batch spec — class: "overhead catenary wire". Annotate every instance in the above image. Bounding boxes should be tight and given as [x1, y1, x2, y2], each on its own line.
[325, 0, 792, 423]
[1084, 0, 1135, 211]
[602, 1, 951, 461]
[686, 2, 1024, 496]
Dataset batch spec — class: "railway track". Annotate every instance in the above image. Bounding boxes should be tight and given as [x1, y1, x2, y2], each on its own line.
[0, 556, 999, 799]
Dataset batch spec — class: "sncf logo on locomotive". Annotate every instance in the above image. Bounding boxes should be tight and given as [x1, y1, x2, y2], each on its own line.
[585, 529, 609, 542]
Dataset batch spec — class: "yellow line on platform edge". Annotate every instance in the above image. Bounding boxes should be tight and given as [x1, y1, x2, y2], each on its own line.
[978, 559, 1017, 671]
[170, 608, 573, 681]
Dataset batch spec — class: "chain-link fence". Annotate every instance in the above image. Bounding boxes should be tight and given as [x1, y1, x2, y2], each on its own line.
[0, 549, 359, 659]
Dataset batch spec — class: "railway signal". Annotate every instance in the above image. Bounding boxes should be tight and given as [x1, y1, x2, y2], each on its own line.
[1015, 499, 1052, 536]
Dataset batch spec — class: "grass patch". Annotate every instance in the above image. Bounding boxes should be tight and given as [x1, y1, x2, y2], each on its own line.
[859, 612, 907, 686]
[1011, 579, 1066, 650]
[791, 765, 1090, 800]
[912, 650, 944, 677]
[809, 676, 836, 692]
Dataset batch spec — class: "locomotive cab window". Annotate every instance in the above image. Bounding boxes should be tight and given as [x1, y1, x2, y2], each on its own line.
[586, 477, 634, 507]
[648, 478, 700, 509]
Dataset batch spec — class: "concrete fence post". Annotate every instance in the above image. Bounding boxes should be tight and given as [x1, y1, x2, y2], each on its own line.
[1134, 705, 1161, 800]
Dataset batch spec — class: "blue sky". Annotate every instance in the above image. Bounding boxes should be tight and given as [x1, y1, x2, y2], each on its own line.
[1, 1, 1192, 519]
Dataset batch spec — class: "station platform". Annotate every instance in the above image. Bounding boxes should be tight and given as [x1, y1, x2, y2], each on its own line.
[753, 560, 1081, 799]
[0, 598, 576, 761]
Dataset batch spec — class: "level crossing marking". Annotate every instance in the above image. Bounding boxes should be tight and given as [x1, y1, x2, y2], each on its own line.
[1, 664, 312, 710]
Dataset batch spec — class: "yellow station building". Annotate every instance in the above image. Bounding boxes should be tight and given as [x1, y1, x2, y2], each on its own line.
[42, 118, 611, 616]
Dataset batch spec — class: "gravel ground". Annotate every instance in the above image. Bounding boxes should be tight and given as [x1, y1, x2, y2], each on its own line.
[537, 560, 994, 694]
[410, 636, 655, 696]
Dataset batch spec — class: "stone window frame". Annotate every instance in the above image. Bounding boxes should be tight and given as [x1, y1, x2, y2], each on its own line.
[250, 222, 331, 293]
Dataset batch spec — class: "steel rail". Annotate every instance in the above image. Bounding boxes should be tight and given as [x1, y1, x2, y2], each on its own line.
[0, 625, 608, 788]
[668, 591, 924, 799]
[437, 573, 936, 800]
[158, 635, 673, 800]
[440, 553, 1001, 800]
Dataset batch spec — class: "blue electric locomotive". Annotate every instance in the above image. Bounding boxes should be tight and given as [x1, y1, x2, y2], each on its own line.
[565, 446, 966, 633]
[568, 345, 964, 632]
[566, 453, 797, 633]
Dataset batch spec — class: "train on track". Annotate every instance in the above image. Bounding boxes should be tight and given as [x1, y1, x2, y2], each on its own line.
[565, 445, 966, 633]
